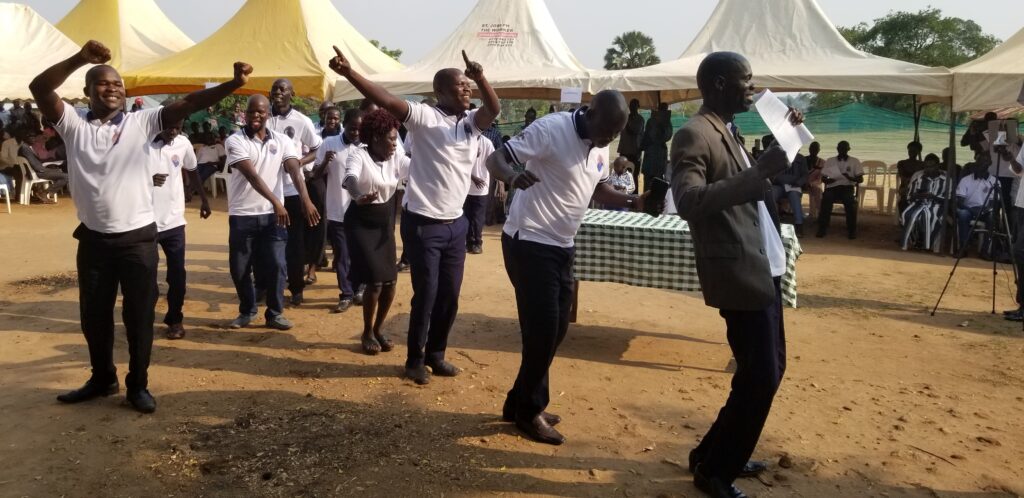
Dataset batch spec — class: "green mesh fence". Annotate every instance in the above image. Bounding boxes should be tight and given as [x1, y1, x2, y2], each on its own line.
[496, 103, 1022, 166]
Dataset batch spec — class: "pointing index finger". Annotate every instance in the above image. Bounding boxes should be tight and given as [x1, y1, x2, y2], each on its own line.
[333, 45, 343, 58]
[462, 50, 471, 66]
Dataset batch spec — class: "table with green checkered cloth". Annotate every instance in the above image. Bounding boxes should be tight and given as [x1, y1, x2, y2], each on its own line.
[572, 209, 803, 308]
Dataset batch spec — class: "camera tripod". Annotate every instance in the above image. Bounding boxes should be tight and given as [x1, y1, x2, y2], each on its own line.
[932, 149, 1021, 318]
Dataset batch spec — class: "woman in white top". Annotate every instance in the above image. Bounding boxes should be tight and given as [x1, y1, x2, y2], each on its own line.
[343, 109, 410, 355]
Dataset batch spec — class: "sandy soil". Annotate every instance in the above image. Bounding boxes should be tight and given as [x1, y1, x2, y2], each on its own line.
[1, 199, 1022, 498]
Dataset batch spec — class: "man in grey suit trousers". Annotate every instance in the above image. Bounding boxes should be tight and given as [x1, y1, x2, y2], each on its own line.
[670, 52, 803, 498]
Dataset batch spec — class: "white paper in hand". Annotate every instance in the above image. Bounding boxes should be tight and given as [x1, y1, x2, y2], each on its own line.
[754, 89, 814, 163]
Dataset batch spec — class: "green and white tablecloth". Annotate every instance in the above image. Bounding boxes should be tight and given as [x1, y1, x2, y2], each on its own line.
[572, 209, 803, 308]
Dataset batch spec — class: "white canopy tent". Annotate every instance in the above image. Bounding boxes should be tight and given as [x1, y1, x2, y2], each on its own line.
[0, 3, 86, 101]
[590, 0, 953, 106]
[332, 0, 592, 102]
[953, 27, 1024, 112]
[56, 0, 194, 72]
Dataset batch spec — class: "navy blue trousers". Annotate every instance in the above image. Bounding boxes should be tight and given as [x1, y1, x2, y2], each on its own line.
[692, 277, 786, 484]
[400, 210, 468, 369]
[326, 220, 354, 301]
[157, 225, 187, 325]
[501, 232, 575, 420]
[228, 214, 286, 319]
[463, 194, 488, 248]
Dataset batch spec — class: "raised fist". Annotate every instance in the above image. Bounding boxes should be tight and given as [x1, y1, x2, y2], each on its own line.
[233, 62, 253, 85]
[79, 40, 111, 64]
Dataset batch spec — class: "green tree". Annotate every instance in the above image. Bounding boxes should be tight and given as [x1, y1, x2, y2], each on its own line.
[811, 8, 1001, 119]
[603, 31, 660, 70]
[369, 39, 403, 62]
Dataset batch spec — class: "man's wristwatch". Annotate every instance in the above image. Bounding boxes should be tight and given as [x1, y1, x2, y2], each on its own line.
[626, 194, 639, 211]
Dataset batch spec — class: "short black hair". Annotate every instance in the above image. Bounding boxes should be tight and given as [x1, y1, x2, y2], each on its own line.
[342, 108, 362, 125]
[696, 52, 747, 96]
[84, 64, 120, 89]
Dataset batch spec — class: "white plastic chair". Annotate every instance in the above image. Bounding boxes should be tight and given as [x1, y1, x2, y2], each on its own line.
[210, 171, 231, 198]
[886, 163, 901, 214]
[0, 182, 11, 213]
[857, 160, 888, 213]
[16, 158, 56, 205]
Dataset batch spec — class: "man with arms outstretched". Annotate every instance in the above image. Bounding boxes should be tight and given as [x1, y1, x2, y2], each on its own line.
[30, 40, 253, 413]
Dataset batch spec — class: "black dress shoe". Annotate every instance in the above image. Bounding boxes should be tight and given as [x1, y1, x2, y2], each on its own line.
[127, 389, 157, 414]
[687, 451, 766, 479]
[56, 379, 119, 404]
[515, 414, 565, 445]
[426, 360, 460, 377]
[405, 366, 430, 385]
[693, 465, 747, 498]
[501, 406, 561, 426]
[1003, 308, 1021, 315]
[1005, 310, 1024, 322]
[739, 460, 767, 477]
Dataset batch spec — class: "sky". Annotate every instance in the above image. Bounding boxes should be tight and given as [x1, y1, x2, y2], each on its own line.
[23, 0, 1022, 68]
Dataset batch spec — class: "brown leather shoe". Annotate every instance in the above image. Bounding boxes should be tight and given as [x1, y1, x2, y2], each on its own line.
[515, 414, 565, 445]
[166, 323, 186, 340]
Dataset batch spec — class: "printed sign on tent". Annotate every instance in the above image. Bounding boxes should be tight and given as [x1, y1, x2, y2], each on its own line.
[560, 87, 582, 104]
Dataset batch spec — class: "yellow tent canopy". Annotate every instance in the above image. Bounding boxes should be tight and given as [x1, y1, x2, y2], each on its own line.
[0, 3, 86, 101]
[56, 0, 194, 72]
[123, 0, 402, 99]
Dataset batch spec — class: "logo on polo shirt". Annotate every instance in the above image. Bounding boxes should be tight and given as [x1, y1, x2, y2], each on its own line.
[596, 155, 605, 172]
[269, 142, 278, 155]
[284, 126, 295, 139]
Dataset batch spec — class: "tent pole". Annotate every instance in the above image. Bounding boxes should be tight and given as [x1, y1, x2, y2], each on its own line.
[912, 95, 922, 145]
[935, 106, 957, 254]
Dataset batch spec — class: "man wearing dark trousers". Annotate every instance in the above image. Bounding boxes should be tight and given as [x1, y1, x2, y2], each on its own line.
[487, 90, 662, 446]
[670, 51, 801, 498]
[816, 141, 863, 239]
[267, 78, 322, 306]
[329, 47, 501, 385]
[30, 39, 253, 414]
[1000, 144, 1024, 321]
[617, 98, 644, 189]
[149, 120, 212, 340]
[464, 138, 494, 254]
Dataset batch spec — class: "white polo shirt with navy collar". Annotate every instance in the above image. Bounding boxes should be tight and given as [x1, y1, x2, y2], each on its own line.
[319, 133, 359, 223]
[268, 107, 322, 197]
[502, 109, 611, 248]
[402, 101, 484, 220]
[148, 134, 198, 232]
[224, 127, 299, 216]
[53, 101, 163, 234]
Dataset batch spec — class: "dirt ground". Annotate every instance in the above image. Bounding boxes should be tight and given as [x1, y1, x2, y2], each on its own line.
[1, 199, 1022, 498]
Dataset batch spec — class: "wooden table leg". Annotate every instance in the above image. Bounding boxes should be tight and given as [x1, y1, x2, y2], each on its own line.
[569, 279, 579, 323]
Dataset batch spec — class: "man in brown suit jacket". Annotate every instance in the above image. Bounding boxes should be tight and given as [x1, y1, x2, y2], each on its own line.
[670, 51, 801, 498]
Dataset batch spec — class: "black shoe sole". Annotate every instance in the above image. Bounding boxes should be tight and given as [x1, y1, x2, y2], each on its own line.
[56, 383, 119, 403]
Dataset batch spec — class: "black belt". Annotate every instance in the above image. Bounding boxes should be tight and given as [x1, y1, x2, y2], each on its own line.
[403, 209, 456, 225]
